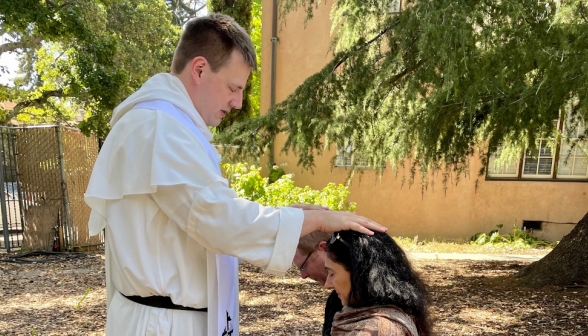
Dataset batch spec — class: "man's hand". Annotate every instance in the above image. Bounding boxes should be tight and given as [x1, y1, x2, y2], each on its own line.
[301, 210, 387, 237]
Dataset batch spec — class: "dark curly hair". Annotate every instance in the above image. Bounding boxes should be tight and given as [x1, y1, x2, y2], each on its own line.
[326, 231, 431, 335]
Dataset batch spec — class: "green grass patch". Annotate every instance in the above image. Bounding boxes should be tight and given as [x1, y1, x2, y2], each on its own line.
[394, 228, 556, 255]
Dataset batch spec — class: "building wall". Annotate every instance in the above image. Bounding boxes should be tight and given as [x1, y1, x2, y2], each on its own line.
[260, 0, 588, 241]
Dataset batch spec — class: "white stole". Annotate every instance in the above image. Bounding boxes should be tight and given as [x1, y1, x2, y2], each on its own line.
[134, 100, 239, 336]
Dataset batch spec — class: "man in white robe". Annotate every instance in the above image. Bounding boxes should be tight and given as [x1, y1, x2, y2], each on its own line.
[84, 13, 385, 336]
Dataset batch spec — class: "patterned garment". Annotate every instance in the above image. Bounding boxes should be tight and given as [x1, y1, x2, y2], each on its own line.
[331, 305, 419, 336]
[323, 290, 344, 336]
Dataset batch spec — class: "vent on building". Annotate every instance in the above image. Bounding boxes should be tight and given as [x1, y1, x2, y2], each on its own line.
[522, 220, 543, 231]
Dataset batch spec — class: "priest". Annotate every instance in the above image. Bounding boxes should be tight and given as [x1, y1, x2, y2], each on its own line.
[85, 13, 386, 336]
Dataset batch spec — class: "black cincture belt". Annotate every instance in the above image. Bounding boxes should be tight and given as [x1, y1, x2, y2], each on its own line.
[121, 294, 207, 312]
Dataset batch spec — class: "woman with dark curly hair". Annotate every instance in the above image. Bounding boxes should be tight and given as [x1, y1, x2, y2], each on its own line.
[324, 231, 431, 336]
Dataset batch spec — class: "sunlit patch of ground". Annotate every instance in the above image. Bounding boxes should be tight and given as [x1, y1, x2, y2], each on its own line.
[1, 253, 586, 335]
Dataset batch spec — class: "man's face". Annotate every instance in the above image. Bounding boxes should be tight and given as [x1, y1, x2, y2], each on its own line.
[191, 49, 251, 127]
[293, 242, 329, 285]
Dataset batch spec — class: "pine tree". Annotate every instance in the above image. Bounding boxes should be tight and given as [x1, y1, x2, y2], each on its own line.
[217, 0, 588, 286]
[208, 0, 258, 130]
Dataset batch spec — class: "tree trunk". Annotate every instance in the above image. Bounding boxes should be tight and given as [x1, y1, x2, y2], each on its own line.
[516, 210, 588, 287]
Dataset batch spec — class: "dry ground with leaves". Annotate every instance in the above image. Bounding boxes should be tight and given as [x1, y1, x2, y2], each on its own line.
[0, 252, 586, 336]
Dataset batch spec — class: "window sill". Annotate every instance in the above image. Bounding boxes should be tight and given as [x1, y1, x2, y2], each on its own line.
[485, 176, 588, 183]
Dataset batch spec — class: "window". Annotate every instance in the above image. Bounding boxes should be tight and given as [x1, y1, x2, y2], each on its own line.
[522, 139, 554, 178]
[389, 0, 402, 13]
[487, 108, 587, 180]
[557, 143, 587, 177]
[335, 144, 385, 169]
[487, 150, 519, 177]
[557, 116, 587, 178]
[336, 145, 369, 168]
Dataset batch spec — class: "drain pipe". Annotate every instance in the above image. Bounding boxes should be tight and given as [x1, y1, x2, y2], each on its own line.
[268, 0, 278, 167]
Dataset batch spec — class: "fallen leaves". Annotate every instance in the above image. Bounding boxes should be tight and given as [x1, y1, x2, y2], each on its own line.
[0, 254, 586, 335]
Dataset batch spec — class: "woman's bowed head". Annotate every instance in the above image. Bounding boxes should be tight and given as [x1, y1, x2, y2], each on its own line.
[325, 231, 432, 336]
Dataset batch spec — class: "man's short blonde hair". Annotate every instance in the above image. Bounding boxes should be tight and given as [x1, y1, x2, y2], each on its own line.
[171, 13, 257, 74]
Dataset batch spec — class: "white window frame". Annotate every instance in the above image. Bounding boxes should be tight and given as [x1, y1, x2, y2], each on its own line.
[487, 106, 587, 181]
[389, 0, 402, 14]
[335, 144, 384, 169]
[521, 139, 555, 178]
[336, 144, 353, 167]
[487, 151, 519, 178]
[557, 115, 587, 179]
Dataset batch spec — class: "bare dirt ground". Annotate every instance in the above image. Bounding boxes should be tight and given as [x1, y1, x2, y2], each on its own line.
[0, 252, 586, 336]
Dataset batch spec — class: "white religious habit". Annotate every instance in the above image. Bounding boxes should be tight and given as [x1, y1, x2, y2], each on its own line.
[84, 73, 304, 336]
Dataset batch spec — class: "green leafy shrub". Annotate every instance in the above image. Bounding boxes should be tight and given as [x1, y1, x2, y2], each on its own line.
[222, 163, 266, 201]
[268, 165, 286, 184]
[221, 163, 356, 211]
[470, 224, 556, 248]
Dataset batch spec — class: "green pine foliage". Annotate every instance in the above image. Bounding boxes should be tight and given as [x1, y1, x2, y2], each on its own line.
[208, 0, 261, 131]
[216, 0, 588, 182]
[249, 0, 262, 118]
[222, 163, 357, 211]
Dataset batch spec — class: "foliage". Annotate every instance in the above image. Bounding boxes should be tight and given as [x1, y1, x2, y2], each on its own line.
[470, 224, 557, 249]
[393, 235, 555, 254]
[268, 164, 286, 183]
[216, 0, 588, 181]
[75, 288, 92, 310]
[222, 163, 267, 201]
[249, 0, 262, 117]
[0, 0, 180, 137]
[221, 163, 356, 211]
[209, 0, 261, 131]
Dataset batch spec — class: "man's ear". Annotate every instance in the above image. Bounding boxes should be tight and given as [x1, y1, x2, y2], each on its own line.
[190, 56, 207, 84]
[317, 241, 327, 251]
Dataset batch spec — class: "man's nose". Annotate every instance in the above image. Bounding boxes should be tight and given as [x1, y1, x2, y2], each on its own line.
[230, 92, 243, 110]
[300, 270, 309, 279]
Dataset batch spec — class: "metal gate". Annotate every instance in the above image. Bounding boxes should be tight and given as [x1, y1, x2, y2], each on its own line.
[0, 127, 24, 252]
[0, 125, 102, 253]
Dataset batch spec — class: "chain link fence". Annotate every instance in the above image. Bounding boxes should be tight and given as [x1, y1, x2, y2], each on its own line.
[0, 127, 24, 251]
[0, 125, 101, 253]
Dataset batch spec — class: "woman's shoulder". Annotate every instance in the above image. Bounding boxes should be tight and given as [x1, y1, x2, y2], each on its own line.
[332, 305, 418, 336]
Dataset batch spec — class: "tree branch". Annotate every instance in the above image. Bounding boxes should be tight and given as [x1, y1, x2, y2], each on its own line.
[178, 0, 196, 15]
[0, 36, 42, 56]
[331, 26, 393, 74]
[194, 3, 207, 13]
[8, 89, 67, 120]
[579, 3, 588, 24]
[384, 59, 426, 87]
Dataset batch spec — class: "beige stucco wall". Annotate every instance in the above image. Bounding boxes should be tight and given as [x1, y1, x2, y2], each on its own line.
[261, 0, 588, 241]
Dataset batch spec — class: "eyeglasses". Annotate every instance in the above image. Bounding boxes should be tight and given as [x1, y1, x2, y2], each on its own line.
[329, 232, 349, 247]
[298, 251, 315, 272]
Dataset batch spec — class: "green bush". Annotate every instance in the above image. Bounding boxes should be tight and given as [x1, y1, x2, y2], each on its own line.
[470, 224, 556, 248]
[268, 165, 286, 184]
[222, 163, 266, 201]
[221, 163, 356, 211]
